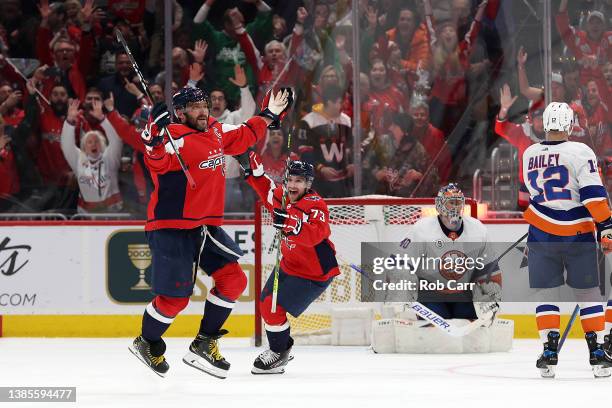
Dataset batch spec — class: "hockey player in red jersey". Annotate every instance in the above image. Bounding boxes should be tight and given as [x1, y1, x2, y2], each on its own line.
[129, 86, 292, 379]
[236, 150, 340, 374]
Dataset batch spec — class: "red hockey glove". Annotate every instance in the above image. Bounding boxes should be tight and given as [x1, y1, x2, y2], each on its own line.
[597, 218, 612, 255]
[258, 88, 293, 129]
[141, 123, 164, 147]
[273, 208, 302, 235]
[234, 149, 265, 178]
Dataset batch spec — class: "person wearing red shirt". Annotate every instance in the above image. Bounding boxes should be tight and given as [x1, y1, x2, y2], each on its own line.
[0, 116, 18, 206]
[0, 83, 24, 128]
[425, 0, 487, 136]
[410, 97, 452, 183]
[556, 0, 611, 86]
[495, 84, 542, 208]
[238, 151, 339, 374]
[129, 87, 292, 379]
[365, 58, 407, 135]
[582, 80, 611, 158]
[260, 128, 289, 184]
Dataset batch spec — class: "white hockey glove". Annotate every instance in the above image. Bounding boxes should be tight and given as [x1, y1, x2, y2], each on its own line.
[234, 149, 264, 178]
[258, 88, 293, 128]
[273, 208, 302, 235]
[472, 282, 501, 326]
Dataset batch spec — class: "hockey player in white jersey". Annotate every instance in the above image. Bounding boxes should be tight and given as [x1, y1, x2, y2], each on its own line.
[522, 102, 612, 378]
[400, 184, 502, 325]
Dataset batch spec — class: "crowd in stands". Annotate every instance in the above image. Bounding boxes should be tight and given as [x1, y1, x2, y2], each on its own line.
[0, 0, 609, 217]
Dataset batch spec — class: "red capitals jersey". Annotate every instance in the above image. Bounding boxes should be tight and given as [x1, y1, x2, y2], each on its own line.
[247, 174, 340, 281]
[144, 117, 268, 231]
[36, 109, 74, 185]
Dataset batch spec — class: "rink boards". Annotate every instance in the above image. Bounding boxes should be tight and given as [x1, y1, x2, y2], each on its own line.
[0, 221, 597, 338]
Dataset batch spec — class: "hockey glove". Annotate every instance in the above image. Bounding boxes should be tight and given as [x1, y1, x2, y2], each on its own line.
[473, 282, 501, 326]
[273, 208, 302, 235]
[151, 102, 171, 129]
[258, 88, 293, 129]
[141, 123, 164, 147]
[234, 149, 265, 178]
[597, 217, 612, 255]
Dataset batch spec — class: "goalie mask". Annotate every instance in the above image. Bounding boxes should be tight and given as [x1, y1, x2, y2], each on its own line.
[435, 183, 465, 227]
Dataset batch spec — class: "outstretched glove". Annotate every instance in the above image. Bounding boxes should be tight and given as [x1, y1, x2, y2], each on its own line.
[258, 88, 293, 129]
[597, 217, 612, 255]
[273, 208, 302, 235]
[234, 149, 265, 178]
[151, 102, 171, 129]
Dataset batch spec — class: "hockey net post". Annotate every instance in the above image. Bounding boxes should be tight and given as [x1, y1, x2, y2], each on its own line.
[253, 196, 478, 346]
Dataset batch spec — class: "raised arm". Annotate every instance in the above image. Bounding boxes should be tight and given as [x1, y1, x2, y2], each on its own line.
[517, 46, 544, 102]
[60, 100, 82, 173]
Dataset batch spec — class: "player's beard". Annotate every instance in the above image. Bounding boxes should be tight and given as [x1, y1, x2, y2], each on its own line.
[186, 113, 209, 132]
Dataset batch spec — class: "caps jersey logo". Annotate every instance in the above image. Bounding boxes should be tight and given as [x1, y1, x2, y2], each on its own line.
[199, 151, 225, 175]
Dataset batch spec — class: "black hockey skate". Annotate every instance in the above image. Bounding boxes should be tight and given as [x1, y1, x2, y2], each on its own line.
[604, 329, 612, 354]
[129, 336, 170, 377]
[251, 338, 294, 375]
[585, 331, 612, 378]
[183, 330, 230, 379]
[536, 331, 559, 378]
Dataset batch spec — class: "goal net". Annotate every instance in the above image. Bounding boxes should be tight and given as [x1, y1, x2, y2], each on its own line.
[253, 196, 477, 345]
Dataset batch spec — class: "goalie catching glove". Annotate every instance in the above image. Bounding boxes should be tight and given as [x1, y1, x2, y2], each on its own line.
[273, 208, 302, 235]
[258, 88, 293, 129]
[597, 217, 612, 255]
[472, 281, 501, 326]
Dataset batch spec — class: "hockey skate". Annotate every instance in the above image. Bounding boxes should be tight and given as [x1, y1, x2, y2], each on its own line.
[585, 332, 612, 378]
[252, 338, 294, 375]
[536, 331, 559, 378]
[129, 336, 170, 377]
[183, 330, 230, 379]
[604, 329, 612, 354]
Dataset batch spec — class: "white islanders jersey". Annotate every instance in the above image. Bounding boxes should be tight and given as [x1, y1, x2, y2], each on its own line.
[522, 141, 609, 236]
[399, 216, 501, 288]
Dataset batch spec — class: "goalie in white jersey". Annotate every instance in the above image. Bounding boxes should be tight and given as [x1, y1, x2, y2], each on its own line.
[399, 184, 502, 325]
[522, 102, 612, 378]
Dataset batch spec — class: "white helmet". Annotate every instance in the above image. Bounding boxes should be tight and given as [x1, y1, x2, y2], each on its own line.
[543, 102, 574, 134]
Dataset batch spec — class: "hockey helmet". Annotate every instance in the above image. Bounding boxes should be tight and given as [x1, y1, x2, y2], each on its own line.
[543, 102, 574, 134]
[172, 87, 210, 111]
[288, 160, 314, 183]
[435, 183, 465, 226]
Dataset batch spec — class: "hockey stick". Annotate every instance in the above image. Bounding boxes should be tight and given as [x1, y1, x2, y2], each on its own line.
[270, 126, 293, 312]
[558, 304, 579, 352]
[114, 29, 196, 190]
[338, 256, 484, 337]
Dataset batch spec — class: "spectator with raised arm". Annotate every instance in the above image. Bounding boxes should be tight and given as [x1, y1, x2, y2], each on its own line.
[192, 0, 273, 105]
[0, 82, 24, 128]
[236, 6, 306, 102]
[61, 98, 123, 213]
[425, 0, 487, 136]
[98, 50, 145, 118]
[516, 46, 588, 139]
[556, 0, 611, 85]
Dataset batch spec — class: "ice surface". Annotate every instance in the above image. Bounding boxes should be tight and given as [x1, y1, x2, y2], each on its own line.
[0, 338, 609, 408]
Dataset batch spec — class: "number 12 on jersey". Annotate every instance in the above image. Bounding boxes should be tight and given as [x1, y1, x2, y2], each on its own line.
[527, 165, 571, 203]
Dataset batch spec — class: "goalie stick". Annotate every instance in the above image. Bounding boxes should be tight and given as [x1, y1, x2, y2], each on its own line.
[114, 29, 196, 189]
